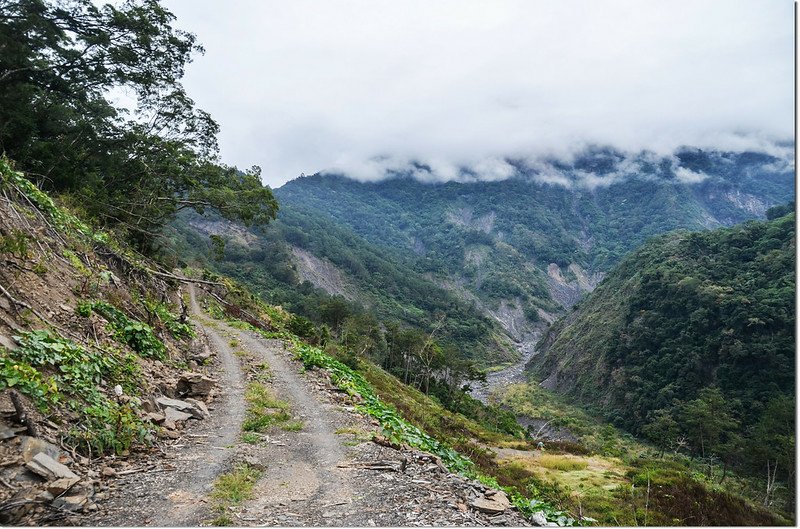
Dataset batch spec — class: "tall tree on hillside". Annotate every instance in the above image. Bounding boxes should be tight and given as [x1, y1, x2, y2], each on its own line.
[0, 0, 278, 249]
[679, 387, 739, 459]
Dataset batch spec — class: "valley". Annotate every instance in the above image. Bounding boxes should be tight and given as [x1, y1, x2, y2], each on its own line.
[0, 1, 794, 526]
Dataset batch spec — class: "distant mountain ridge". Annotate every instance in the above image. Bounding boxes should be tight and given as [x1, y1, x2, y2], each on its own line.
[275, 146, 793, 324]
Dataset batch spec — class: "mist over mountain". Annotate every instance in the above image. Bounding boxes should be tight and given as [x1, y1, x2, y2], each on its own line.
[316, 142, 794, 187]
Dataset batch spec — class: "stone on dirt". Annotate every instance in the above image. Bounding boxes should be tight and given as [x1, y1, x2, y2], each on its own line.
[164, 407, 193, 427]
[470, 489, 511, 514]
[146, 412, 166, 424]
[0, 420, 18, 440]
[184, 398, 211, 419]
[47, 476, 80, 496]
[20, 436, 61, 463]
[25, 453, 77, 481]
[176, 372, 215, 397]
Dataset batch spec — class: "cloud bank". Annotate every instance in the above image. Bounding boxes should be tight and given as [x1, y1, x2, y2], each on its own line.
[163, 0, 794, 187]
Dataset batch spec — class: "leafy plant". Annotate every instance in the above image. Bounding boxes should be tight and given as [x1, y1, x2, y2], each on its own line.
[1, 330, 149, 454]
[143, 298, 196, 340]
[78, 301, 168, 360]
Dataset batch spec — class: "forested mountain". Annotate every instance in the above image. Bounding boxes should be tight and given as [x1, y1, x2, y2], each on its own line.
[171, 146, 793, 372]
[276, 147, 792, 305]
[530, 208, 795, 502]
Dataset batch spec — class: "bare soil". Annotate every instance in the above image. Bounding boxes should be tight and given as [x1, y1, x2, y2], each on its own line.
[88, 285, 531, 526]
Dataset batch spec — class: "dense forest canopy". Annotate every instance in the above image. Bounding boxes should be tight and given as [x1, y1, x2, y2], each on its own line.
[0, 0, 278, 249]
[531, 209, 795, 499]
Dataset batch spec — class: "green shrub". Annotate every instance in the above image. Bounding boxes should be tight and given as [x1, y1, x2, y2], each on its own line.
[78, 301, 168, 360]
[1, 330, 149, 454]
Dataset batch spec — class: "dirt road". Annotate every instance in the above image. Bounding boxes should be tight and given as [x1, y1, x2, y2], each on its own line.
[90, 284, 529, 526]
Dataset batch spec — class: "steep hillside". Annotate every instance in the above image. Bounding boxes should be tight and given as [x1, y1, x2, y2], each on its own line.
[275, 147, 792, 318]
[168, 206, 521, 368]
[529, 210, 795, 509]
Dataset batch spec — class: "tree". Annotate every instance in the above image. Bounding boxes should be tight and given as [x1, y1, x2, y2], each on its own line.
[679, 388, 739, 459]
[641, 408, 679, 457]
[0, 0, 278, 250]
[749, 395, 795, 509]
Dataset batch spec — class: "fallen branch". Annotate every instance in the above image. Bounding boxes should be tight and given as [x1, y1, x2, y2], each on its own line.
[9, 390, 38, 437]
[146, 270, 225, 287]
[337, 461, 399, 472]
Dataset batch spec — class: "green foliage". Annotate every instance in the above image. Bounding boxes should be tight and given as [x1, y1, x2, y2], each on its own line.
[0, 158, 108, 243]
[0, 229, 32, 258]
[293, 342, 474, 474]
[0, 1, 277, 252]
[0, 355, 56, 407]
[143, 298, 196, 340]
[78, 301, 168, 360]
[533, 215, 795, 491]
[0, 330, 149, 454]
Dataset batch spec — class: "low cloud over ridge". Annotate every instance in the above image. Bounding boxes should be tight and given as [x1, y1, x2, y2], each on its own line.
[164, 0, 794, 187]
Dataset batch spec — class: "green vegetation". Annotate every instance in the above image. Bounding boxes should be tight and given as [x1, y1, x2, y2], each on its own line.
[77, 301, 168, 360]
[242, 382, 291, 432]
[209, 463, 263, 525]
[0, 330, 149, 454]
[497, 382, 789, 525]
[531, 213, 796, 514]
[1, 0, 278, 253]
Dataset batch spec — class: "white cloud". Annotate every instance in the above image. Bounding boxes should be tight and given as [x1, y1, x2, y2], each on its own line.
[162, 0, 794, 187]
[674, 167, 710, 184]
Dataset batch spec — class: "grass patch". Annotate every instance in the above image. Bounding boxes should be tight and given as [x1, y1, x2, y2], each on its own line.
[212, 464, 262, 504]
[242, 382, 291, 432]
[280, 420, 304, 432]
[538, 455, 589, 472]
[241, 432, 262, 444]
[209, 463, 262, 525]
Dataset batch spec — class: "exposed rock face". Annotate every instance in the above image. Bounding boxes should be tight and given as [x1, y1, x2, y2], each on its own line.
[546, 263, 603, 309]
[176, 372, 215, 398]
[446, 206, 496, 234]
[290, 246, 355, 300]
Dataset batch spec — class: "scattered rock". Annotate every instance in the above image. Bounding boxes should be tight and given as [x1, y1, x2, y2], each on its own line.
[241, 456, 266, 471]
[25, 453, 78, 481]
[184, 398, 211, 419]
[530, 511, 549, 526]
[175, 372, 215, 398]
[47, 477, 80, 496]
[470, 490, 511, 515]
[145, 412, 166, 424]
[52, 494, 88, 512]
[141, 396, 160, 414]
[20, 436, 61, 463]
[0, 420, 18, 440]
[156, 396, 193, 411]
[163, 407, 193, 428]
[101, 466, 117, 478]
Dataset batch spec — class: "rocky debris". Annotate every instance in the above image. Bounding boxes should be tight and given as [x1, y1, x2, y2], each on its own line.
[184, 398, 211, 419]
[47, 476, 80, 496]
[20, 436, 63, 463]
[189, 342, 214, 364]
[470, 489, 512, 514]
[25, 453, 78, 481]
[145, 412, 166, 424]
[163, 407, 193, 430]
[155, 396, 210, 429]
[175, 372, 215, 398]
[0, 420, 22, 440]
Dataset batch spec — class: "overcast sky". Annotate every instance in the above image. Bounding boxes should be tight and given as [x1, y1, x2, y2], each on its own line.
[162, 0, 793, 187]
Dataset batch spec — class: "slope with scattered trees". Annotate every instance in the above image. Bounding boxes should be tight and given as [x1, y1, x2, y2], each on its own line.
[531, 207, 795, 512]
